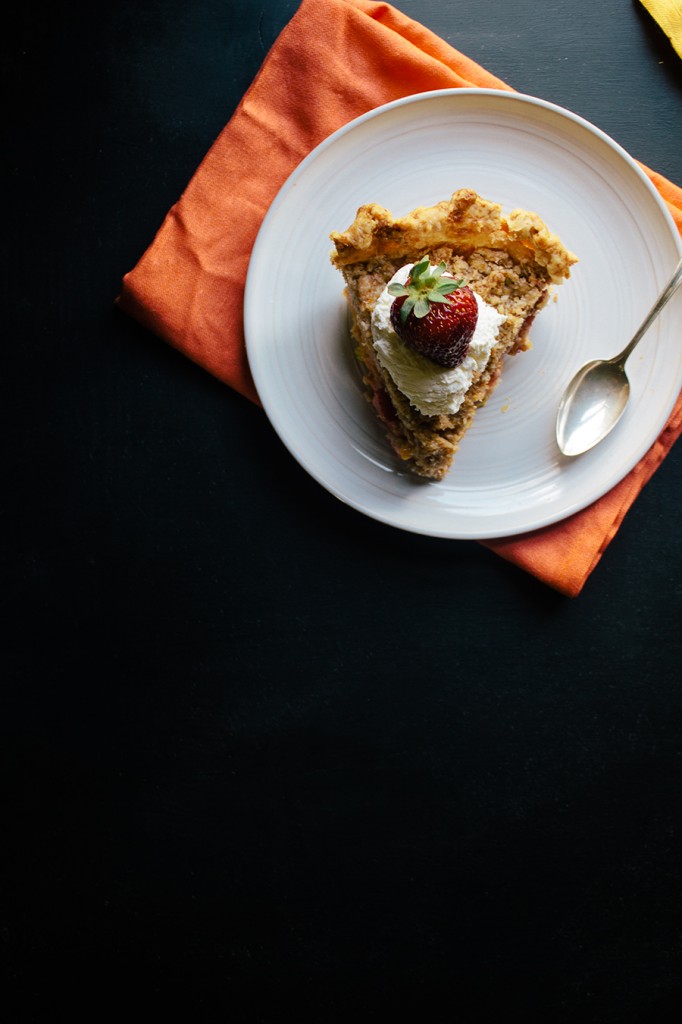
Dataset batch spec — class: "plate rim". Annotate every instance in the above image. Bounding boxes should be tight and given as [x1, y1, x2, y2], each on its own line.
[245, 88, 682, 540]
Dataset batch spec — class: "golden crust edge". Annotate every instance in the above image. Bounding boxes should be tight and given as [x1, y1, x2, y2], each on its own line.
[329, 187, 578, 284]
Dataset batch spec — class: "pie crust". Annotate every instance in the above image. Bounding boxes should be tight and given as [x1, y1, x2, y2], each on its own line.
[330, 188, 577, 480]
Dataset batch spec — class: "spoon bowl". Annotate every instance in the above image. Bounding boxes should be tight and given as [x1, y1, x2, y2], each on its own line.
[556, 358, 630, 457]
[555, 256, 682, 457]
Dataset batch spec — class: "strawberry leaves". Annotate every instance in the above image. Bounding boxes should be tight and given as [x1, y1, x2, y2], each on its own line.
[387, 257, 464, 322]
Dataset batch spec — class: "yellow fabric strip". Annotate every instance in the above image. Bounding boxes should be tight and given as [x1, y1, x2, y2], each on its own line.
[640, 0, 682, 57]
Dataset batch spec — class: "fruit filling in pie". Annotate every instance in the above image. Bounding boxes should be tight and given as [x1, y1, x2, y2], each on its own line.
[330, 188, 577, 480]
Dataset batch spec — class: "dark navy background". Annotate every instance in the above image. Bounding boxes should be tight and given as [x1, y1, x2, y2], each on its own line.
[5, 2, 682, 1019]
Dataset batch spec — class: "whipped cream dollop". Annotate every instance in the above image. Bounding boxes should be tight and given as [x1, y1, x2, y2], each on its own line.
[371, 264, 507, 417]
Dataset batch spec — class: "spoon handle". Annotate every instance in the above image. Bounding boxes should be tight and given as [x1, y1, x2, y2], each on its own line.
[617, 256, 682, 366]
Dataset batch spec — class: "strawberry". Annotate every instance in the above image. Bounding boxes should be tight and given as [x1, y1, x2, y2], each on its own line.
[388, 257, 478, 369]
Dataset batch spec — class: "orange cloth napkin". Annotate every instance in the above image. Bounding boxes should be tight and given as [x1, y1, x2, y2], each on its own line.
[118, 0, 682, 598]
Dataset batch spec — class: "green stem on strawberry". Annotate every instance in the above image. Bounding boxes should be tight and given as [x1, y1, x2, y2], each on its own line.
[387, 257, 464, 322]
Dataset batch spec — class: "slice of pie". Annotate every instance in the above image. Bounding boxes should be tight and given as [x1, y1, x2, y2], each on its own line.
[330, 188, 577, 480]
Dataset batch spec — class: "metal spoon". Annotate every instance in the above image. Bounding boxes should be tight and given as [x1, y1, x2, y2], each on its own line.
[555, 255, 682, 457]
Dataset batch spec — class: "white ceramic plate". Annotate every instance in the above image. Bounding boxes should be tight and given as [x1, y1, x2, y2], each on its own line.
[244, 89, 682, 539]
